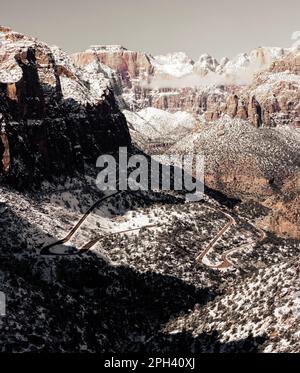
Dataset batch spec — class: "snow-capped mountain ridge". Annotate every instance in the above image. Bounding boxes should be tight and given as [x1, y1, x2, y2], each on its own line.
[77, 42, 289, 82]
[152, 46, 289, 79]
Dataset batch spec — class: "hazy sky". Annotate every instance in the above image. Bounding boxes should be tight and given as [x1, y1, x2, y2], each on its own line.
[1, 0, 300, 60]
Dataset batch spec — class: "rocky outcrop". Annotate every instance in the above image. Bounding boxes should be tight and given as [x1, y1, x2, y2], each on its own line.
[247, 96, 263, 128]
[0, 28, 131, 187]
[226, 94, 239, 117]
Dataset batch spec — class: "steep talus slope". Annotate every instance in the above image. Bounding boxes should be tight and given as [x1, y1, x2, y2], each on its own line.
[0, 27, 131, 187]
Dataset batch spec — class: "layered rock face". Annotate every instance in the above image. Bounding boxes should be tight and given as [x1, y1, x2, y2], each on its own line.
[0, 28, 131, 187]
[71, 45, 298, 127]
[72, 45, 154, 89]
[218, 48, 300, 127]
[201, 48, 300, 127]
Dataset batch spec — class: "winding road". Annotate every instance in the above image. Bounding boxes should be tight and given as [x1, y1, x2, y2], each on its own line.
[40, 191, 121, 255]
[40, 187, 266, 270]
[195, 209, 236, 268]
[195, 206, 266, 269]
[78, 224, 161, 254]
[40, 190, 160, 256]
